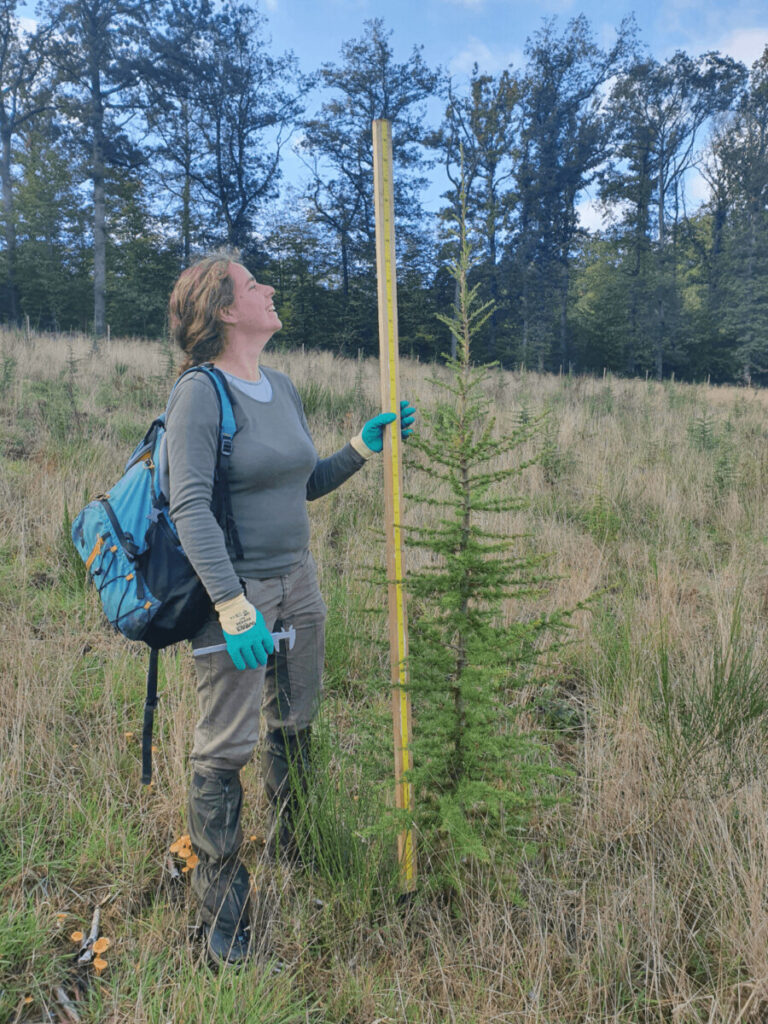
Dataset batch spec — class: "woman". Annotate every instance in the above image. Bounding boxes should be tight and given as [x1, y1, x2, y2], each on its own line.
[166, 252, 414, 966]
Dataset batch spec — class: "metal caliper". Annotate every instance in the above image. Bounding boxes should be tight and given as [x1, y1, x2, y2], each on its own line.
[192, 624, 296, 658]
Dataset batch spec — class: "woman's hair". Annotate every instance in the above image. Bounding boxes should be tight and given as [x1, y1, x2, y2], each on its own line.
[168, 250, 240, 371]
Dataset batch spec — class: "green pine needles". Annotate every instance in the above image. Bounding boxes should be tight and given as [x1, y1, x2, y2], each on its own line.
[403, 192, 573, 879]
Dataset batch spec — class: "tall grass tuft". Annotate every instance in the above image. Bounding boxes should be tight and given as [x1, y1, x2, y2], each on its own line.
[649, 591, 768, 796]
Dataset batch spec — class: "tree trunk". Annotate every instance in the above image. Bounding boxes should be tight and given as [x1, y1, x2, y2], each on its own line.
[655, 290, 665, 380]
[559, 256, 569, 368]
[487, 197, 498, 358]
[627, 158, 652, 375]
[627, 235, 641, 376]
[744, 204, 757, 381]
[654, 154, 666, 379]
[709, 188, 726, 309]
[450, 359, 471, 789]
[0, 124, 19, 323]
[340, 233, 349, 297]
[182, 171, 191, 267]
[182, 111, 191, 267]
[451, 275, 459, 360]
[521, 265, 529, 368]
[92, 123, 106, 345]
[89, 39, 106, 346]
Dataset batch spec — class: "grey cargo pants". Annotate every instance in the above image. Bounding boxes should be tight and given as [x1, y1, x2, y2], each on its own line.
[186, 550, 326, 923]
[189, 550, 326, 773]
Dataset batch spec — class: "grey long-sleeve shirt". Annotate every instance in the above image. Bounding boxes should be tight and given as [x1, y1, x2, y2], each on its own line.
[166, 365, 366, 604]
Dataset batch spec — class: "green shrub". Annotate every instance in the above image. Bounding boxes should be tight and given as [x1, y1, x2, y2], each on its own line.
[688, 410, 719, 451]
[0, 352, 17, 395]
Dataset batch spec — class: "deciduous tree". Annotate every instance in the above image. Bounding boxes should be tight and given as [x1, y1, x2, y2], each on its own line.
[190, 0, 309, 255]
[601, 49, 745, 376]
[299, 18, 439, 353]
[139, 0, 214, 268]
[514, 15, 634, 372]
[0, 1, 54, 322]
[429, 67, 520, 361]
[703, 49, 768, 382]
[42, 0, 147, 341]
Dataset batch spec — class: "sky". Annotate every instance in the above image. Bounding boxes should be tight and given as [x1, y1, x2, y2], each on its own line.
[15, 0, 768, 226]
[17, 0, 768, 71]
[257, 0, 767, 222]
[257, 0, 768, 80]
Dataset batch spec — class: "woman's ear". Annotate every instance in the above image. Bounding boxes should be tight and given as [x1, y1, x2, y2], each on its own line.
[219, 306, 235, 324]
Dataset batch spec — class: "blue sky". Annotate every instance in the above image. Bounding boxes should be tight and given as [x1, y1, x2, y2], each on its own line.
[256, 0, 767, 220]
[15, 0, 768, 224]
[260, 0, 767, 79]
[18, 0, 767, 94]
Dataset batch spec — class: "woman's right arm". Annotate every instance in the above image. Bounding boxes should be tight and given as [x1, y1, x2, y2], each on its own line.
[166, 374, 243, 605]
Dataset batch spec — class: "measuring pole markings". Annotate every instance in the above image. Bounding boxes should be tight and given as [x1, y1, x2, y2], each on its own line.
[372, 118, 415, 890]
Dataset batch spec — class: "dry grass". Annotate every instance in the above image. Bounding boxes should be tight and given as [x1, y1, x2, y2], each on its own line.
[3, 329, 768, 1022]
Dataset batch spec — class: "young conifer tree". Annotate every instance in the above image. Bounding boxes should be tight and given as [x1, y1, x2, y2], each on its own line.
[404, 182, 571, 874]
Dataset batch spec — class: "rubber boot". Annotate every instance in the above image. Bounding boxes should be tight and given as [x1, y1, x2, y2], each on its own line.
[261, 727, 312, 865]
[188, 768, 252, 965]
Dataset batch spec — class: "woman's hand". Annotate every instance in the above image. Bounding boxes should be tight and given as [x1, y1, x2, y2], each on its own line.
[357, 400, 416, 454]
[215, 593, 274, 670]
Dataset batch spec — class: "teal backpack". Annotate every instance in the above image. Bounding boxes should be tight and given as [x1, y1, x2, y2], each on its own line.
[71, 365, 242, 782]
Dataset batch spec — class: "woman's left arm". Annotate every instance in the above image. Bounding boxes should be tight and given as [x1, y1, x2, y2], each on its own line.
[305, 400, 416, 501]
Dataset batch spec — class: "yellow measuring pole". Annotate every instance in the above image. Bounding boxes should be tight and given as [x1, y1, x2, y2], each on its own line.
[372, 118, 416, 891]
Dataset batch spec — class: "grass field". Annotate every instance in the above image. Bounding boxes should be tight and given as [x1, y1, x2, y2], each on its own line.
[4, 328, 768, 1022]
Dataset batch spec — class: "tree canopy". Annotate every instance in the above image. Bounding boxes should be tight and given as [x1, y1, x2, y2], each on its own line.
[0, 1, 765, 384]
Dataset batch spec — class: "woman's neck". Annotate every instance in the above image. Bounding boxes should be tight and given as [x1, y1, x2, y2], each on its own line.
[214, 356, 261, 382]
[213, 338, 266, 382]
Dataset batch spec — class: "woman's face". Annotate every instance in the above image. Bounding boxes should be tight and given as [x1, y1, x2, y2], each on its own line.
[221, 262, 282, 339]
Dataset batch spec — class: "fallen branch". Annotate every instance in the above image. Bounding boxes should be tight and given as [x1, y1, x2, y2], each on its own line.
[52, 986, 81, 1024]
[76, 908, 100, 966]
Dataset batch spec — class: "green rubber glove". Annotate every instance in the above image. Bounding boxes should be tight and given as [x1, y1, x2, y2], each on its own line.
[215, 593, 274, 670]
[360, 400, 416, 453]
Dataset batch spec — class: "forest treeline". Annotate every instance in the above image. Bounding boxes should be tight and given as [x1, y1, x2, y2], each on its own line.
[1, 0, 766, 382]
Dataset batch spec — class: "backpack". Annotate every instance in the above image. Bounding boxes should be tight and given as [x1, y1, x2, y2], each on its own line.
[71, 364, 242, 784]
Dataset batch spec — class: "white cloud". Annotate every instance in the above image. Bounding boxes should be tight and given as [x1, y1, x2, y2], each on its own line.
[442, 0, 574, 6]
[448, 37, 521, 75]
[654, 0, 707, 46]
[539, 0, 576, 11]
[449, 38, 497, 74]
[263, 0, 278, 10]
[716, 26, 768, 65]
[576, 195, 606, 233]
[18, 17, 38, 34]
[653, 1, 768, 66]
[684, 168, 712, 210]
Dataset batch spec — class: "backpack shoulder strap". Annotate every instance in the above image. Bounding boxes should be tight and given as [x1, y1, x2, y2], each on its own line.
[199, 365, 243, 560]
[194, 364, 238, 456]
[171, 364, 237, 453]
[172, 364, 244, 560]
